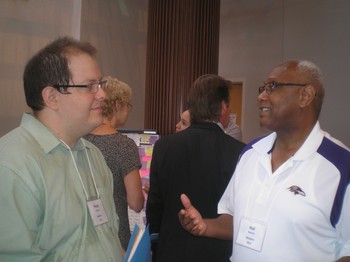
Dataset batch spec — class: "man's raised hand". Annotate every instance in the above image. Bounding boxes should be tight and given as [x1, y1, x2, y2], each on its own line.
[178, 194, 207, 236]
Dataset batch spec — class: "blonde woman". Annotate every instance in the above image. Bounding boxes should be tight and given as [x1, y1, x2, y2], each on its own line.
[84, 76, 144, 251]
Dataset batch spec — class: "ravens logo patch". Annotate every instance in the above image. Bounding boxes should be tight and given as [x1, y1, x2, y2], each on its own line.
[287, 185, 306, 196]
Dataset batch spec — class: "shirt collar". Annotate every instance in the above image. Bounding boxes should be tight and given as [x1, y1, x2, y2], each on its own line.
[253, 121, 324, 160]
[293, 121, 323, 160]
[216, 121, 224, 129]
[190, 121, 225, 133]
[21, 113, 88, 153]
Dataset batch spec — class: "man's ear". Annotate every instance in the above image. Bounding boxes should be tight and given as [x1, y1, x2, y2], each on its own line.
[300, 85, 316, 108]
[221, 100, 229, 113]
[41, 86, 59, 110]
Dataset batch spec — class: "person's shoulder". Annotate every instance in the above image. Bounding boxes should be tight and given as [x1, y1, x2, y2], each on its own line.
[0, 125, 39, 158]
[0, 127, 48, 181]
[319, 134, 350, 168]
[0, 126, 20, 146]
[322, 131, 350, 151]
[155, 132, 177, 145]
[246, 135, 268, 147]
[153, 132, 187, 152]
[225, 134, 246, 149]
[82, 138, 105, 156]
[238, 134, 271, 157]
[85, 133, 126, 147]
[119, 133, 138, 145]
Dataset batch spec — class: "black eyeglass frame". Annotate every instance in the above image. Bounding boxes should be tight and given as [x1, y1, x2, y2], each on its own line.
[53, 80, 108, 94]
[258, 81, 308, 94]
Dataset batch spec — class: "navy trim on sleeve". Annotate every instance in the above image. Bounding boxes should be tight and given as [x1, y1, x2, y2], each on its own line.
[317, 137, 350, 227]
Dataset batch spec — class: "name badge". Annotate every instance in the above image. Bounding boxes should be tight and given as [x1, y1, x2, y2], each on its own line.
[236, 217, 266, 252]
[87, 199, 109, 226]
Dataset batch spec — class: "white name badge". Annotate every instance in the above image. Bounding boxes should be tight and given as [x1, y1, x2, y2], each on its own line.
[87, 199, 109, 226]
[236, 217, 267, 252]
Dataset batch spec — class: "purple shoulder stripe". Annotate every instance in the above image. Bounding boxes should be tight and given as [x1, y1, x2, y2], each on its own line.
[318, 137, 350, 227]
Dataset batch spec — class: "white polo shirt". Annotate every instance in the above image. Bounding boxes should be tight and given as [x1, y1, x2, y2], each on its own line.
[218, 122, 350, 261]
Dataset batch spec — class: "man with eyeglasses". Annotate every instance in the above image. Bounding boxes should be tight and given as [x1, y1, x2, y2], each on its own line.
[179, 60, 350, 261]
[0, 37, 124, 261]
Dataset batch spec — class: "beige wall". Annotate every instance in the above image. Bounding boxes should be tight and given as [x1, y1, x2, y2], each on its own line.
[219, 0, 350, 146]
[0, 0, 146, 136]
[80, 0, 148, 131]
[0, 0, 349, 146]
[0, 0, 81, 136]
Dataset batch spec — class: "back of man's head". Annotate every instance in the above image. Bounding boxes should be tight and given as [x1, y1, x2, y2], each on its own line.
[188, 74, 230, 124]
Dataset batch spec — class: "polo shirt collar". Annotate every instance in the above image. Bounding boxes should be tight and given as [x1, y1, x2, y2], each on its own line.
[253, 121, 323, 161]
[20, 113, 88, 153]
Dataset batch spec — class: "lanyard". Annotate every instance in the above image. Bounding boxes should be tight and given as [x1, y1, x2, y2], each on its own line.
[60, 139, 100, 201]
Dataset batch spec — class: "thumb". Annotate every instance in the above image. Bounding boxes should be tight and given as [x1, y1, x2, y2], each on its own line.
[180, 194, 192, 210]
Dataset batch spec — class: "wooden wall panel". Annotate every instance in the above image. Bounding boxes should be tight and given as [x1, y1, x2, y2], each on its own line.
[144, 0, 220, 135]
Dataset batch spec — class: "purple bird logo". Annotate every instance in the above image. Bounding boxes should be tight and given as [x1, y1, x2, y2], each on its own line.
[287, 185, 306, 196]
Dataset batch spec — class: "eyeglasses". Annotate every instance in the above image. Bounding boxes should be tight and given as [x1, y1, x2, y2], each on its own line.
[258, 81, 308, 95]
[126, 102, 133, 112]
[53, 80, 108, 94]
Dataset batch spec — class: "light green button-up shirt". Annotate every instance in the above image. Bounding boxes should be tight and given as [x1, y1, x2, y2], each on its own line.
[0, 113, 124, 262]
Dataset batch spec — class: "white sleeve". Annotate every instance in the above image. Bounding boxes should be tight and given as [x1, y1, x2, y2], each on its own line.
[336, 185, 350, 259]
[218, 172, 235, 216]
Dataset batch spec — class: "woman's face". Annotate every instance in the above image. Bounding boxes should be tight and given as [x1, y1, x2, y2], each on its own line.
[175, 110, 191, 132]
